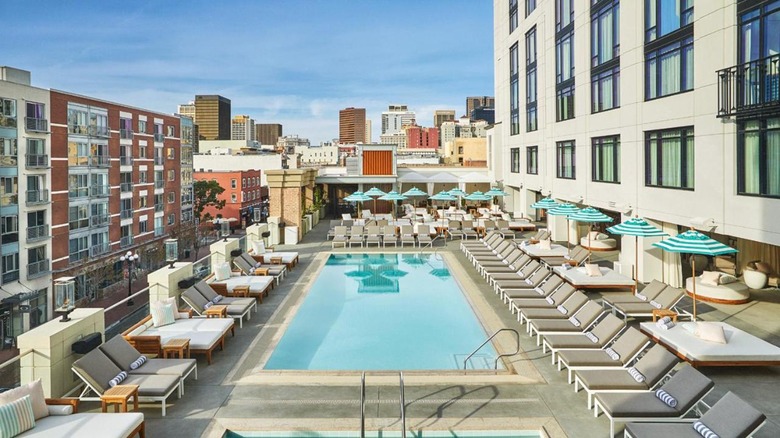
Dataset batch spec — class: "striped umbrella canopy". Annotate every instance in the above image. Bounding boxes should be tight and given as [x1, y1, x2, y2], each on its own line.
[430, 191, 457, 201]
[652, 229, 738, 320]
[378, 191, 407, 221]
[363, 187, 387, 217]
[568, 207, 613, 261]
[464, 191, 491, 201]
[607, 217, 669, 288]
[530, 197, 559, 210]
[448, 188, 467, 197]
[402, 187, 427, 197]
[547, 203, 581, 250]
[344, 191, 372, 219]
[485, 187, 509, 197]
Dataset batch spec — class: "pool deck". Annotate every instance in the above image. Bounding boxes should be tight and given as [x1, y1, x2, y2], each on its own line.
[79, 220, 780, 437]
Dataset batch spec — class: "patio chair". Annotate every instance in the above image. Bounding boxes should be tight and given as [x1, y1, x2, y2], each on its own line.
[209, 261, 275, 302]
[348, 225, 365, 247]
[249, 240, 299, 269]
[491, 259, 543, 291]
[365, 226, 382, 247]
[540, 245, 588, 267]
[573, 344, 680, 409]
[502, 275, 564, 303]
[326, 220, 342, 240]
[594, 365, 715, 437]
[483, 220, 496, 232]
[557, 327, 651, 384]
[542, 313, 625, 363]
[417, 224, 433, 247]
[466, 238, 512, 258]
[611, 286, 686, 321]
[461, 220, 479, 240]
[509, 281, 575, 312]
[332, 226, 348, 248]
[468, 241, 514, 265]
[517, 229, 550, 244]
[341, 213, 352, 221]
[400, 225, 416, 247]
[448, 220, 464, 240]
[480, 252, 533, 278]
[602, 280, 668, 311]
[461, 231, 502, 252]
[516, 289, 589, 325]
[623, 391, 766, 438]
[181, 282, 255, 328]
[496, 220, 515, 239]
[529, 300, 605, 345]
[382, 226, 397, 247]
[233, 253, 286, 287]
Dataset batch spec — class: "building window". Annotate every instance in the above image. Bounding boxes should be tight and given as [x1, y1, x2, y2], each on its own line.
[1, 215, 18, 245]
[167, 147, 174, 159]
[737, 118, 780, 197]
[1, 253, 19, 284]
[592, 135, 620, 183]
[527, 146, 538, 174]
[646, 37, 693, 100]
[556, 85, 575, 121]
[139, 170, 147, 184]
[645, 0, 693, 43]
[168, 213, 175, 225]
[138, 120, 147, 134]
[591, 0, 620, 113]
[231, 193, 237, 203]
[0, 97, 16, 128]
[168, 192, 175, 203]
[167, 169, 175, 181]
[231, 178, 237, 189]
[556, 1, 575, 122]
[510, 42, 521, 135]
[645, 127, 694, 189]
[0, 137, 17, 165]
[556, 141, 576, 179]
[526, 0, 536, 17]
[138, 196, 147, 209]
[167, 125, 175, 137]
[138, 144, 146, 158]
[510, 0, 518, 33]
[139, 219, 148, 233]
[510, 148, 521, 173]
[242, 178, 246, 187]
[556, 0, 573, 31]
[526, 27, 538, 132]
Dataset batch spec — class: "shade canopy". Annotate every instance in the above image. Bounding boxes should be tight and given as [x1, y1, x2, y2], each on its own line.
[344, 192, 372, 202]
[378, 191, 407, 201]
[568, 207, 613, 223]
[402, 187, 428, 197]
[607, 217, 668, 237]
[547, 203, 580, 216]
[464, 191, 491, 201]
[364, 187, 387, 197]
[430, 191, 457, 201]
[448, 188, 467, 197]
[531, 197, 560, 210]
[485, 187, 509, 197]
[652, 230, 738, 256]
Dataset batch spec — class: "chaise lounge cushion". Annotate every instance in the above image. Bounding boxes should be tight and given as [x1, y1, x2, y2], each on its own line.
[0, 379, 49, 420]
[72, 349, 123, 393]
[120, 374, 180, 397]
[16, 412, 143, 438]
[100, 336, 195, 379]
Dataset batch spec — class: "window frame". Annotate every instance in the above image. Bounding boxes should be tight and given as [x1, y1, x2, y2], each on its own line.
[527, 146, 539, 174]
[736, 118, 780, 198]
[526, 27, 538, 132]
[556, 140, 576, 179]
[644, 126, 695, 190]
[510, 0, 519, 33]
[592, 135, 621, 184]
[526, 0, 536, 17]
[645, 36, 694, 100]
[510, 42, 521, 135]
[510, 148, 521, 173]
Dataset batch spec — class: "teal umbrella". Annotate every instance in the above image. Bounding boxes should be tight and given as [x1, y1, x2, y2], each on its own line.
[448, 188, 467, 209]
[345, 191, 372, 219]
[653, 229, 738, 320]
[378, 191, 407, 220]
[430, 191, 457, 218]
[485, 187, 508, 213]
[364, 187, 387, 218]
[530, 197, 559, 210]
[547, 203, 581, 250]
[403, 187, 428, 221]
[380, 269, 408, 279]
[568, 207, 613, 262]
[607, 217, 669, 288]
[429, 268, 451, 279]
[345, 270, 372, 279]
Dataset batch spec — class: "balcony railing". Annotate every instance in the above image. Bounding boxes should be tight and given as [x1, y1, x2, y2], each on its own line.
[154, 156, 164, 165]
[2, 270, 19, 283]
[0, 155, 17, 167]
[25, 117, 48, 132]
[120, 128, 134, 139]
[154, 204, 164, 212]
[120, 182, 133, 193]
[120, 235, 133, 248]
[27, 259, 50, 279]
[68, 188, 89, 199]
[68, 218, 89, 231]
[69, 248, 88, 263]
[27, 224, 49, 241]
[120, 156, 133, 166]
[717, 53, 780, 118]
[25, 154, 48, 168]
[89, 243, 109, 257]
[154, 180, 164, 189]
[120, 209, 133, 219]
[90, 214, 109, 227]
[90, 185, 110, 197]
[0, 116, 16, 128]
[89, 155, 111, 167]
[154, 226, 165, 237]
[154, 133, 164, 142]
[26, 189, 49, 205]
[0, 193, 18, 207]
[89, 125, 111, 138]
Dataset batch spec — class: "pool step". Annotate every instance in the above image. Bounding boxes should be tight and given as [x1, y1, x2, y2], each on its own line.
[455, 353, 494, 370]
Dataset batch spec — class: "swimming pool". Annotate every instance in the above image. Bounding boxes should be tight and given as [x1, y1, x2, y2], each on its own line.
[263, 253, 501, 370]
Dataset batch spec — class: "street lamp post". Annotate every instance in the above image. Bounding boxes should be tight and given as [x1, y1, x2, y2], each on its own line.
[120, 251, 140, 306]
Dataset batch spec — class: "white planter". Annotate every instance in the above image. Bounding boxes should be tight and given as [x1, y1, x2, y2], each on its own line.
[743, 270, 768, 289]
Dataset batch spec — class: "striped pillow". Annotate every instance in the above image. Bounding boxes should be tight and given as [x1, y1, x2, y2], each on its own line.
[649, 300, 663, 309]
[108, 371, 128, 388]
[150, 302, 176, 328]
[129, 355, 147, 370]
[584, 332, 599, 343]
[605, 347, 620, 361]
[627, 367, 646, 383]
[545, 296, 555, 305]
[635, 293, 648, 301]
[693, 421, 720, 438]
[655, 388, 678, 407]
[0, 394, 36, 437]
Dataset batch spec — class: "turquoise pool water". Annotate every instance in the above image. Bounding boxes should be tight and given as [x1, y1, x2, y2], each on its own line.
[263, 253, 500, 370]
[225, 431, 540, 438]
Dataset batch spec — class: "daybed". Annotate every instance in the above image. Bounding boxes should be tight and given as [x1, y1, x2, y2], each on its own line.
[580, 231, 617, 251]
[248, 240, 299, 269]
[209, 261, 275, 301]
[0, 379, 144, 438]
[685, 274, 750, 304]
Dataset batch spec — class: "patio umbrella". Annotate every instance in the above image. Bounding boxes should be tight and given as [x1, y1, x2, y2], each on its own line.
[652, 229, 738, 320]
[547, 203, 581, 251]
[429, 190, 457, 213]
[403, 187, 429, 221]
[381, 268, 408, 279]
[607, 217, 668, 289]
[464, 191, 491, 206]
[344, 191, 372, 218]
[364, 187, 386, 218]
[485, 187, 508, 213]
[448, 188, 467, 209]
[378, 191, 407, 221]
[530, 197, 559, 210]
[567, 207, 613, 262]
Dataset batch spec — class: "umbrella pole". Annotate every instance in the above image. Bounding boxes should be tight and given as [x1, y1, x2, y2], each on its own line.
[587, 223, 593, 262]
[566, 219, 571, 252]
[635, 235, 639, 290]
[692, 258, 697, 321]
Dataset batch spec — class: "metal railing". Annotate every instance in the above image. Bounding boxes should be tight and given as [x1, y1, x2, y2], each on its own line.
[25, 154, 48, 168]
[0, 155, 17, 166]
[120, 209, 133, 219]
[154, 204, 164, 212]
[120, 128, 134, 139]
[69, 248, 89, 263]
[89, 155, 111, 167]
[0, 350, 33, 392]
[25, 117, 48, 132]
[154, 156, 164, 165]
[120, 182, 133, 192]
[90, 185, 110, 197]
[25, 189, 49, 205]
[360, 372, 405, 438]
[154, 133, 164, 142]
[27, 224, 49, 241]
[154, 226, 165, 237]
[120, 235, 133, 248]
[90, 214, 109, 227]
[717, 53, 780, 118]
[89, 125, 111, 137]
[120, 156, 133, 166]
[154, 180, 165, 189]
[463, 328, 520, 370]
[26, 259, 50, 279]
[0, 116, 17, 128]
[89, 243, 109, 257]
[0, 193, 18, 207]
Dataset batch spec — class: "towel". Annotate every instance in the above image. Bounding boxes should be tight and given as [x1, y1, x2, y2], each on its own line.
[204, 302, 213, 309]
[635, 293, 648, 301]
[108, 371, 128, 388]
[557, 305, 568, 314]
[649, 300, 663, 309]
[656, 316, 675, 330]
[693, 421, 720, 438]
[584, 332, 599, 343]
[627, 367, 646, 383]
[129, 356, 147, 370]
[568, 316, 581, 327]
[525, 278, 533, 285]
[545, 296, 555, 305]
[212, 295, 223, 304]
[655, 389, 678, 408]
[605, 347, 620, 361]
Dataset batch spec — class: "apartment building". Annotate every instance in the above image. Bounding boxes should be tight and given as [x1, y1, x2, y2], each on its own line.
[405, 125, 439, 148]
[381, 105, 416, 135]
[338, 107, 366, 144]
[466, 96, 495, 117]
[231, 115, 255, 141]
[493, 0, 780, 280]
[0, 67, 53, 340]
[193, 169, 264, 224]
[255, 123, 283, 146]
[433, 110, 456, 128]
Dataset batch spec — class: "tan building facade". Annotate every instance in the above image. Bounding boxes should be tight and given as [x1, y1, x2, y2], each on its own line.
[444, 137, 487, 167]
[338, 107, 366, 144]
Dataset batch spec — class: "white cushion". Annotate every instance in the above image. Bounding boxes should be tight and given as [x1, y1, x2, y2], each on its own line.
[251, 240, 266, 255]
[700, 271, 721, 287]
[127, 325, 147, 337]
[718, 273, 738, 284]
[0, 379, 48, 420]
[214, 262, 232, 281]
[538, 239, 552, 250]
[596, 233, 610, 241]
[150, 301, 176, 328]
[16, 412, 144, 438]
[585, 263, 603, 277]
[695, 322, 727, 344]
[588, 231, 600, 240]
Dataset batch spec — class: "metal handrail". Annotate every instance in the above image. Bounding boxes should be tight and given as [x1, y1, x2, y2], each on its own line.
[0, 349, 33, 372]
[463, 328, 521, 370]
[360, 371, 406, 438]
[105, 285, 152, 312]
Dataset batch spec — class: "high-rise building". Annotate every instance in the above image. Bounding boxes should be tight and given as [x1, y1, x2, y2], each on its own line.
[255, 123, 283, 145]
[381, 105, 416, 135]
[194, 95, 231, 140]
[470, 107, 495, 124]
[338, 107, 366, 144]
[231, 115, 255, 141]
[364, 119, 372, 143]
[433, 110, 456, 127]
[439, 121, 458, 149]
[177, 102, 196, 120]
[466, 96, 495, 118]
[405, 126, 439, 149]
[492, 0, 780, 282]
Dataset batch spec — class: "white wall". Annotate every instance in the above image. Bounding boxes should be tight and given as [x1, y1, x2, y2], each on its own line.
[193, 154, 284, 186]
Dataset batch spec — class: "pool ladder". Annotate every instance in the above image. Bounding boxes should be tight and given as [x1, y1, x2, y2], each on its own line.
[463, 328, 521, 370]
[360, 371, 406, 438]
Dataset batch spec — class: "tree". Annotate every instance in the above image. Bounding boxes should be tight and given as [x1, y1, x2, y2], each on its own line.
[192, 180, 226, 258]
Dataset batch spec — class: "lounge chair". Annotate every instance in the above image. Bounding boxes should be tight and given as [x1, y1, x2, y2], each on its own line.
[348, 225, 364, 247]
[250, 240, 299, 269]
[448, 220, 464, 240]
[542, 313, 625, 363]
[460, 232, 502, 253]
[461, 220, 479, 240]
[557, 327, 651, 384]
[611, 286, 686, 321]
[623, 391, 766, 438]
[208, 262, 275, 302]
[326, 220, 342, 240]
[540, 245, 588, 267]
[181, 282, 255, 328]
[518, 290, 590, 327]
[517, 229, 550, 244]
[365, 226, 382, 247]
[594, 365, 715, 437]
[509, 282, 575, 312]
[382, 226, 397, 247]
[528, 300, 605, 345]
[467, 240, 513, 262]
[400, 225, 416, 247]
[417, 224, 433, 247]
[332, 226, 348, 248]
[573, 344, 679, 409]
[502, 275, 564, 303]
[497, 266, 551, 300]
[492, 260, 544, 293]
[496, 220, 515, 238]
[341, 213, 352, 221]
[478, 249, 528, 274]
[235, 252, 286, 281]
[602, 280, 668, 310]
[72, 348, 181, 416]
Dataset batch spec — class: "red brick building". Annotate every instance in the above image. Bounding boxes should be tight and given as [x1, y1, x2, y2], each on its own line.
[405, 125, 439, 148]
[193, 169, 263, 225]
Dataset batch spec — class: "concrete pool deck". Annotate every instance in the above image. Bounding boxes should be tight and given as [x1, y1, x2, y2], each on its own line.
[76, 220, 780, 437]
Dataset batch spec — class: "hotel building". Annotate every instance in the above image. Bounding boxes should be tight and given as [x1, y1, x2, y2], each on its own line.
[492, 0, 780, 281]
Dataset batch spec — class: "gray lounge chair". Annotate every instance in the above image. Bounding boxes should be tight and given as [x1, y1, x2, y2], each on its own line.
[448, 220, 464, 240]
[540, 245, 588, 267]
[542, 313, 625, 362]
[502, 275, 564, 302]
[518, 289, 590, 326]
[482, 254, 534, 280]
[557, 327, 651, 384]
[461, 220, 479, 240]
[528, 300, 604, 345]
[603, 280, 668, 310]
[623, 391, 766, 438]
[348, 225, 364, 247]
[510, 283, 576, 314]
[382, 226, 397, 247]
[417, 224, 433, 247]
[595, 365, 715, 437]
[496, 220, 515, 238]
[326, 220, 342, 240]
[181, 283, 255, 328]
[493, 261, 546, 295]
[364, 226, 382, 247]
[332, 226, 348, 248]
[235, 253, 286, 282]
[460, 232, 502, 252]
[400, 225, 416, 247]
[611, 286, 686, 321]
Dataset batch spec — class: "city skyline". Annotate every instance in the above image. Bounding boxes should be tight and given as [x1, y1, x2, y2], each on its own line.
[1, 0, 493, 144]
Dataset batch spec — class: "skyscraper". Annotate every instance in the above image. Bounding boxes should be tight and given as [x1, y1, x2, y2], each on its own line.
[338, 107, 366, 144]
[365, 119, 372, 143]
[381, 105, 416, 135]
[433, 110, 456, 127]
[255, 123, 283, 145]
[466, 96, 495, 117]
[194, 95, 231, 140]
[231, 115, 255, 141]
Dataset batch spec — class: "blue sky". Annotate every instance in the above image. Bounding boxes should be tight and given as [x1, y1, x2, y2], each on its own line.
[2, 0, 494, 144]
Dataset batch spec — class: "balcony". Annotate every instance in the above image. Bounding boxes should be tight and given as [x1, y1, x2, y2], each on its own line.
[27, 259, 50, 279]
[120, 209, 133, 220]
[154, 156, 164, 165]
[25, 117, 48, 132]
[154, 180, 164, 189]
[120, 156, 133, 166]
[89, 243, 109, 257]
[25, 189, 49, 205]
[90, 214, 109, 227]
[0, 116, 17, 128]
[717, 54, 780, 118]
[25, 154, 49, 168]
[0, 193, 18, 207]
[154, 227, 165, 237]
[68, 188, 89, 199]
[89, 125, 111, 138]
[68, 218, 89, 231]
[2, 269, 19, 283]
[154, 204, 164, 213]
[27, 224, 49, 241]
[89, 155, 111, 167]
[120, 128, 134, 139]
[120, 182, 133, 193]
[0, 155, 17, 167]
[154, 133, 164, 142]
[90, 185, 110, 197]
[120, 235, 133, 248]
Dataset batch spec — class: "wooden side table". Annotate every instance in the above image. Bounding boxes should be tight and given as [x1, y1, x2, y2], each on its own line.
[253, 268, 269, 276]
[652, 308, 678, 322]
[162, 338, 190, 359]
[231, 285, 250, 297]
[101, 384, 139, 413]
[204, 305, 228, 318]
[269, 256, 283, 265]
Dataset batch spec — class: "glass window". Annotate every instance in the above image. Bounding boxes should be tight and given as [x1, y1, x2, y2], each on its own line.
[527, 146, 538, 174]
[592, 0, 620, 67]
[510, 43, 521, 135]
[0, 137, 18, 166]
[556, 0, 574, 31]
[646, 37, 693, 99]
[526, 27, 538, 132]
[168, 213, 175, 225]
[1, 253, 19, 284]
[592, 66, 620, 112]
[1, 215, 18, 245]
[526, 0, 536, 17]
[510, 0, 519, 33]
[556, 141, 576, 179]
[0, 97, 17, 128]
[138, 120, 147, 134]
[646, 0, 693, 42]
[645, 127, 694, 189]
[738, 118, 780, 197]
[592, 135, 621, 183]
[556, 32, 574, 83]
[168, 192, 175, 203]
[557, 85, 575, 121]
[510, 148, 521, 173]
